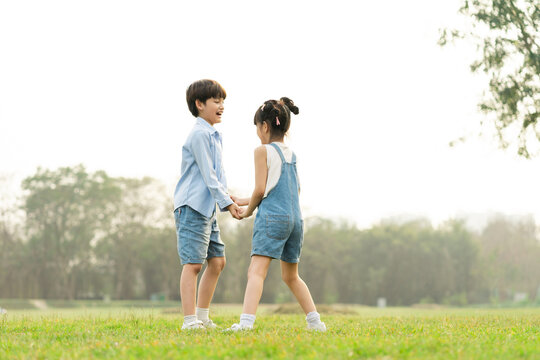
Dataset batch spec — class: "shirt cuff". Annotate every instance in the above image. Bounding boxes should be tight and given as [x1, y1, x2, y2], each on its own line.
[217, 197, 234, 212]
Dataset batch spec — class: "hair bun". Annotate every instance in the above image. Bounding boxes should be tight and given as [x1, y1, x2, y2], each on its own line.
[280, 97, 299, 115]
[262, 102, 273, 113]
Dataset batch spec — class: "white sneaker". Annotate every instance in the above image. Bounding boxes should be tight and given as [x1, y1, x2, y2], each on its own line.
[307, 322, 326, 332]
[181, 320, 205, 330]
[201, 319, 218, 329]
[225, 323, 253, 332]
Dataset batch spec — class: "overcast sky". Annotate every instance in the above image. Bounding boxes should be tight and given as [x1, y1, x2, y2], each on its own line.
[1, 0, 539, 228]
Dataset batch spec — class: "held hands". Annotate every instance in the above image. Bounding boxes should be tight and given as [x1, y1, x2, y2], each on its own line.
[227, 202, 242, 220]
[228, 195, 251, 220]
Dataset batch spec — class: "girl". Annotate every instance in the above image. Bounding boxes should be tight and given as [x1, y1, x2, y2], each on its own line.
[228, 97, 326, 331]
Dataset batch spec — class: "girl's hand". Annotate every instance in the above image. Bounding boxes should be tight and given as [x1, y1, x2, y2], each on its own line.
[239, 207, 252, 219]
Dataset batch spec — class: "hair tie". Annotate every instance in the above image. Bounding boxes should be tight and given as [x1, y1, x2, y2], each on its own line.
[276, 116, 280, 126]
[260, 104, 265, 112]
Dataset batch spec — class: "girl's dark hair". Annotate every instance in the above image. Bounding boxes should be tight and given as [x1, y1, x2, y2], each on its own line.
[186, 79, 227, 117]
[253, 97, 299, 136]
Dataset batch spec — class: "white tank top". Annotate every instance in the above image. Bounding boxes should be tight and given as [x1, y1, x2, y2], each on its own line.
[263, 142, 297, 198]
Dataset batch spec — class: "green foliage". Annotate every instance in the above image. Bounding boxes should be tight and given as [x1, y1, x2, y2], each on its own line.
[20, 165, 120, 299]
[478, 216, 540, 302]
[1, 165, 539, 306]
[440, 0, 540, 157]
[95, 177, 177, 300]
[1, 307, 539, 359]
[292, 218, 482, 306]
[1, 166, 180, 301]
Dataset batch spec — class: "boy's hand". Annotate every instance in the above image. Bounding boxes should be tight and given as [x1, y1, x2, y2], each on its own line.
[227, 203, 242, 220]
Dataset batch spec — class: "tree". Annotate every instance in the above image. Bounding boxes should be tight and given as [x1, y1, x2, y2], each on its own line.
[439, 0, 540, 157]
[0, 174, 26, 298]
[479, 216, 540, 301]
[22, 165, 120, 299]
[439, 220, 481, 304]
[97, 177, 176, 300]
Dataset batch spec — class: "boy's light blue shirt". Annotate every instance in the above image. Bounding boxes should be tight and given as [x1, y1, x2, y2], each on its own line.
[173, 117, 233, 218]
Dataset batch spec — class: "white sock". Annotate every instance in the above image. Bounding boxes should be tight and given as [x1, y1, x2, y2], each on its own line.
[196, 307, 209, 322]
[306, 311, 322, 325]
[183, 314, 197, 325]
[239, 313, 256, 327]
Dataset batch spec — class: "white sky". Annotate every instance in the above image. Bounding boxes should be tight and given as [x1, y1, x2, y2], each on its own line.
[1, 0, 539, 229]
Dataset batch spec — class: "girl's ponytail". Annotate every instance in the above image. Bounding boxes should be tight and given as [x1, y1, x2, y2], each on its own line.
[280, 97, 299, 115]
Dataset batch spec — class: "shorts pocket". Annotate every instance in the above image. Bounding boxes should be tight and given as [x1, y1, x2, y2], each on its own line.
[184, 206, 208, 226]
[266, 215, 290, 240]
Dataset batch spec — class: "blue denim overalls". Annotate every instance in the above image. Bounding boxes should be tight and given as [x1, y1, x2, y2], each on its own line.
[252, 143, 304, 263]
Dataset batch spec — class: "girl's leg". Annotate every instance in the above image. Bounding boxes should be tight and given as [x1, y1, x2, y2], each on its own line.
[197, 256, 226, 309]
[242, 255, 272, 314]
[280, 261, 316, 314]
[180, 263, 203, 316]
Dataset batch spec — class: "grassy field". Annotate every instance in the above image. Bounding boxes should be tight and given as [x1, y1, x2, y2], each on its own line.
[0, 305, 539, 359]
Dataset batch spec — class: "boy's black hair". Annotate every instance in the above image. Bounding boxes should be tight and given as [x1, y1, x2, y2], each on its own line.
[186, 79, 227, 117]
[253, 97, 299, 136]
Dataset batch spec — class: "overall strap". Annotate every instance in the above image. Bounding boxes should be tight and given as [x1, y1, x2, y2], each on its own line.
[269, 143, 286, 163]
[291, 152, 296, 164]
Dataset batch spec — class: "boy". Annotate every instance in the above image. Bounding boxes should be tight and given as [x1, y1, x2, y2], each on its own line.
[173, 79, 241, 330]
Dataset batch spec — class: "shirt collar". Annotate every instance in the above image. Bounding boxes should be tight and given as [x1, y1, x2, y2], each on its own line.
[196, 117, 218, 135]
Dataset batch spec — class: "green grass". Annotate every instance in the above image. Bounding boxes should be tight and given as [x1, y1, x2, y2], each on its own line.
[1, 306, 539, 359]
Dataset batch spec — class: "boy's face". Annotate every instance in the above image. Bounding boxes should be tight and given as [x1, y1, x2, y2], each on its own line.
[196, 97, 224, 125]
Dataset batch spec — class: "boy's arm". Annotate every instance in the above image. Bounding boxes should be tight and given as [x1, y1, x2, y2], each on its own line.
[240, 146, 267, 218]
[191, 132, 234, 212]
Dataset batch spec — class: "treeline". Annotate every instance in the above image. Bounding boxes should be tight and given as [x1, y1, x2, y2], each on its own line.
[1, 166, 539, 306]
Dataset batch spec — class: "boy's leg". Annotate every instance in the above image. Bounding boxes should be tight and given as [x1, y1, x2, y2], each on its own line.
[197, 256, 226, 309]
[195, 216, 225, 328]
[180, 263, 206, 329]
[242, 255, 272, 315]
[180, 263, 203, 316]
[175, 206, 208, 322]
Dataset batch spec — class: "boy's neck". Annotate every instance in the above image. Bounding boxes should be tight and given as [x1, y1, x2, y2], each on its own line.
[199, 116, 215, 127]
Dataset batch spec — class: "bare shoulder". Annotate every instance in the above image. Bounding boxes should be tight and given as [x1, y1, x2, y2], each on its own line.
[254, 145, 267, 158]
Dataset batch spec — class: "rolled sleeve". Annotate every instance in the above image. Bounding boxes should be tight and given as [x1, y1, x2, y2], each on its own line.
[217, 197, 233, 212]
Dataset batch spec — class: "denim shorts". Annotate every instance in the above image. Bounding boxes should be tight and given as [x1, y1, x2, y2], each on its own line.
[174, 205, 224, 265]
[252, 214, 304, 263]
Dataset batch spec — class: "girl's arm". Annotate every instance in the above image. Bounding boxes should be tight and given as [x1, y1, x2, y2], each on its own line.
[240, 146, 268, 218]
[230, 195, 249, 206]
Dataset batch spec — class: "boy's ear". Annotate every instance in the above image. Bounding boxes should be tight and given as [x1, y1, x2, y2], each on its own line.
[195, 99, 204, 112]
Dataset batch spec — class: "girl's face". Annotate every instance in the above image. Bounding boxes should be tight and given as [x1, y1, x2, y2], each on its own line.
[256, 122, 271, 144]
